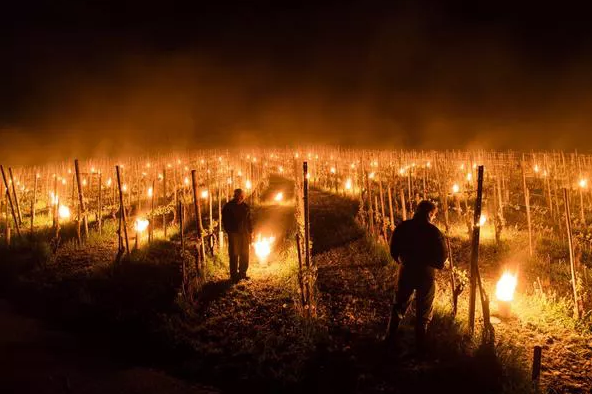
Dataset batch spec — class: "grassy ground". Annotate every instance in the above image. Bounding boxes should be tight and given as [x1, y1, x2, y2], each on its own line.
[0, 177, 591, 393]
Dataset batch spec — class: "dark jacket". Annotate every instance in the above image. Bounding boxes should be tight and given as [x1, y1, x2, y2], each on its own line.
[390, 218, 447, 270]
[222, 200, 253, 234]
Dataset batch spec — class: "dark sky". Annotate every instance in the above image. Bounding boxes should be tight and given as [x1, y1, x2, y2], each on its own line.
[2, 0, 592, 163]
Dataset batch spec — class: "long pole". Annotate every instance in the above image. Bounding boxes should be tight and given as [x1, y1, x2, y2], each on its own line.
[563, 188, 581, 320]
[0, 165, 21, 237]
[468, 165, 484, 336]
[116, 165, 130, 255]
[74, 159, 89, 239]
[8, 168, 23, 225]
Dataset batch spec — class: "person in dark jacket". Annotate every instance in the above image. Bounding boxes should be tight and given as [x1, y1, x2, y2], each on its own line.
[222, 189, 253, 282]
[385, 200, 448, 350]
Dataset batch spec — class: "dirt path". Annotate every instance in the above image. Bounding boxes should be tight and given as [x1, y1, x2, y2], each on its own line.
[0, 299, 218, 394]
[309, 188, 518, 394]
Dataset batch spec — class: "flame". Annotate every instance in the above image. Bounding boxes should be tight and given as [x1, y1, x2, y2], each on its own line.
[134, 218, 150, 233]
[106, 178, 112, 187]
[253, 234, 275, 261]
[496, 272, 517, 302]
[122, 184, 128, 192]
[147, 187, 153, 197]
[58, 205, 70, 220]
[452, 184, 460, 193]
[579, 179, 587, 189]
[245, 180, 252, 190]
[330, 167, 336, 174]
[184, 177, 190, 186]
[466, 172, 473, 182]
[201, 190, 209, 199]
[534, 164, 540, 173]
[274, 192, 283, 202]
[345, 178, 352, 190]
[479, 214, 487, 226]
[368, 172, 375, 179]
[279, 166, 284, 173]
[49, 192, 59, 206]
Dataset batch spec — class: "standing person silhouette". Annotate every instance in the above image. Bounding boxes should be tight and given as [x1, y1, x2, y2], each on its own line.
[222, 189, 253, 283]
[385, 200, 448, 352]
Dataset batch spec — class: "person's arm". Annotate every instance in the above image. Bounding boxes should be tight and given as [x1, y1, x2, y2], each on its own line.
[390, 225, 403, 263]
[431, 228, 448, 269]
[246, 204, 253, 236]
[221, 204, 229, 232]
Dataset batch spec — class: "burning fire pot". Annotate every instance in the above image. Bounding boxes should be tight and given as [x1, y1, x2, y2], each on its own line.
[495, 272, 517, 319]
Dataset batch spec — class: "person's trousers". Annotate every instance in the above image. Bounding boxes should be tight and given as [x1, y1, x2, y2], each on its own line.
[227, 232, 250, 279]
[388, 264, 436, 342]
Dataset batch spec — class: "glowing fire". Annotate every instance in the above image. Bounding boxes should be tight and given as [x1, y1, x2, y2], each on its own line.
[496, 272, 517, 302]
[534, 164, 540, 173]
[330, 167, 336, 174]
[134, 218, 150, 233]
[49, 192, 59, 206]
[368, 172, 375, 179]
[253, 234, 275, 261]
[452, 184, 460, 193]
[245, 180, 252, 190]
[274, 192, 283, 202]
[479, 214, 487, 226]
[201, 190, 209, 199]
[345, 178, 352, 190]
[58, 205, 70, 220]
[579, 179, 588, 189]
[147, 187, 153, 198]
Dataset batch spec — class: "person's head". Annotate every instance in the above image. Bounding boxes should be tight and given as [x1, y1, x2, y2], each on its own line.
[414, 200, 437, 222]
[233, 188, 246, 204]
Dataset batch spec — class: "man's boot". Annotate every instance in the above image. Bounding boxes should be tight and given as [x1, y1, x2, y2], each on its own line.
[384, 309, 402, 349]
[415, 322, 429, 356]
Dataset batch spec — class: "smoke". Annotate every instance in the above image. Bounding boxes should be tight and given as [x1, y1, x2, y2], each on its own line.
[1, 2, 592, 165]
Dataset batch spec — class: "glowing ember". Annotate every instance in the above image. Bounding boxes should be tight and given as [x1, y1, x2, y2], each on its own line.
[184, 177, 190, 186]
[245, 180, 252, 190]
[201, 190, 209, 199]
[106, 178, 112, 187]
[452, 184, 460, 193]
[279, 166, 284, 173]
[466, 172, 472, 181]
[147, 187, 153, 197]
[49, 192, 59, 206]
[134, 218, 150, 233]
[253, 234, 275, 261]
[534, 164, 540, 173]
[274, 192, 283, 202]
[496, 272, 517, 302]
[58, 205, 70, 220]
[368, 172, 375, 179]
[579, 179, 588, 189]
[330, 167, 336, 174]
[479, 214, 487, 226]
[122, 184, 128, 192]
[345, 178, 352, 190]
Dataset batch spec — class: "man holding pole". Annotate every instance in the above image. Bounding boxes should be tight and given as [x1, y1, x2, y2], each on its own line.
[384, 200, 448, 352]
[222, 189, 253, 283]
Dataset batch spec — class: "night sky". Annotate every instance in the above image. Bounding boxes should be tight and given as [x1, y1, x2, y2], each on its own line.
[2, 1, 592, 163]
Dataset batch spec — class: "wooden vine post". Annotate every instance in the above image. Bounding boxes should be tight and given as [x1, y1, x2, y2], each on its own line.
[0, 165, 20, 237]
[162, 167, 167, 238]
[31, 174, 38, 234]
[97, 172, 102, 235]
[74, 159, 89, 240]
[387, 184, 395, 231]
[191, 170, 206, 279]
[399, 188, 407, 221]
[8, 168, 23, 225]
[303, 161, 315, 316]
[521, 160, 533, 257]
[468, 165, 484, 336]
[563, 188, 582, 320]
[116, 165, 130, 256]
